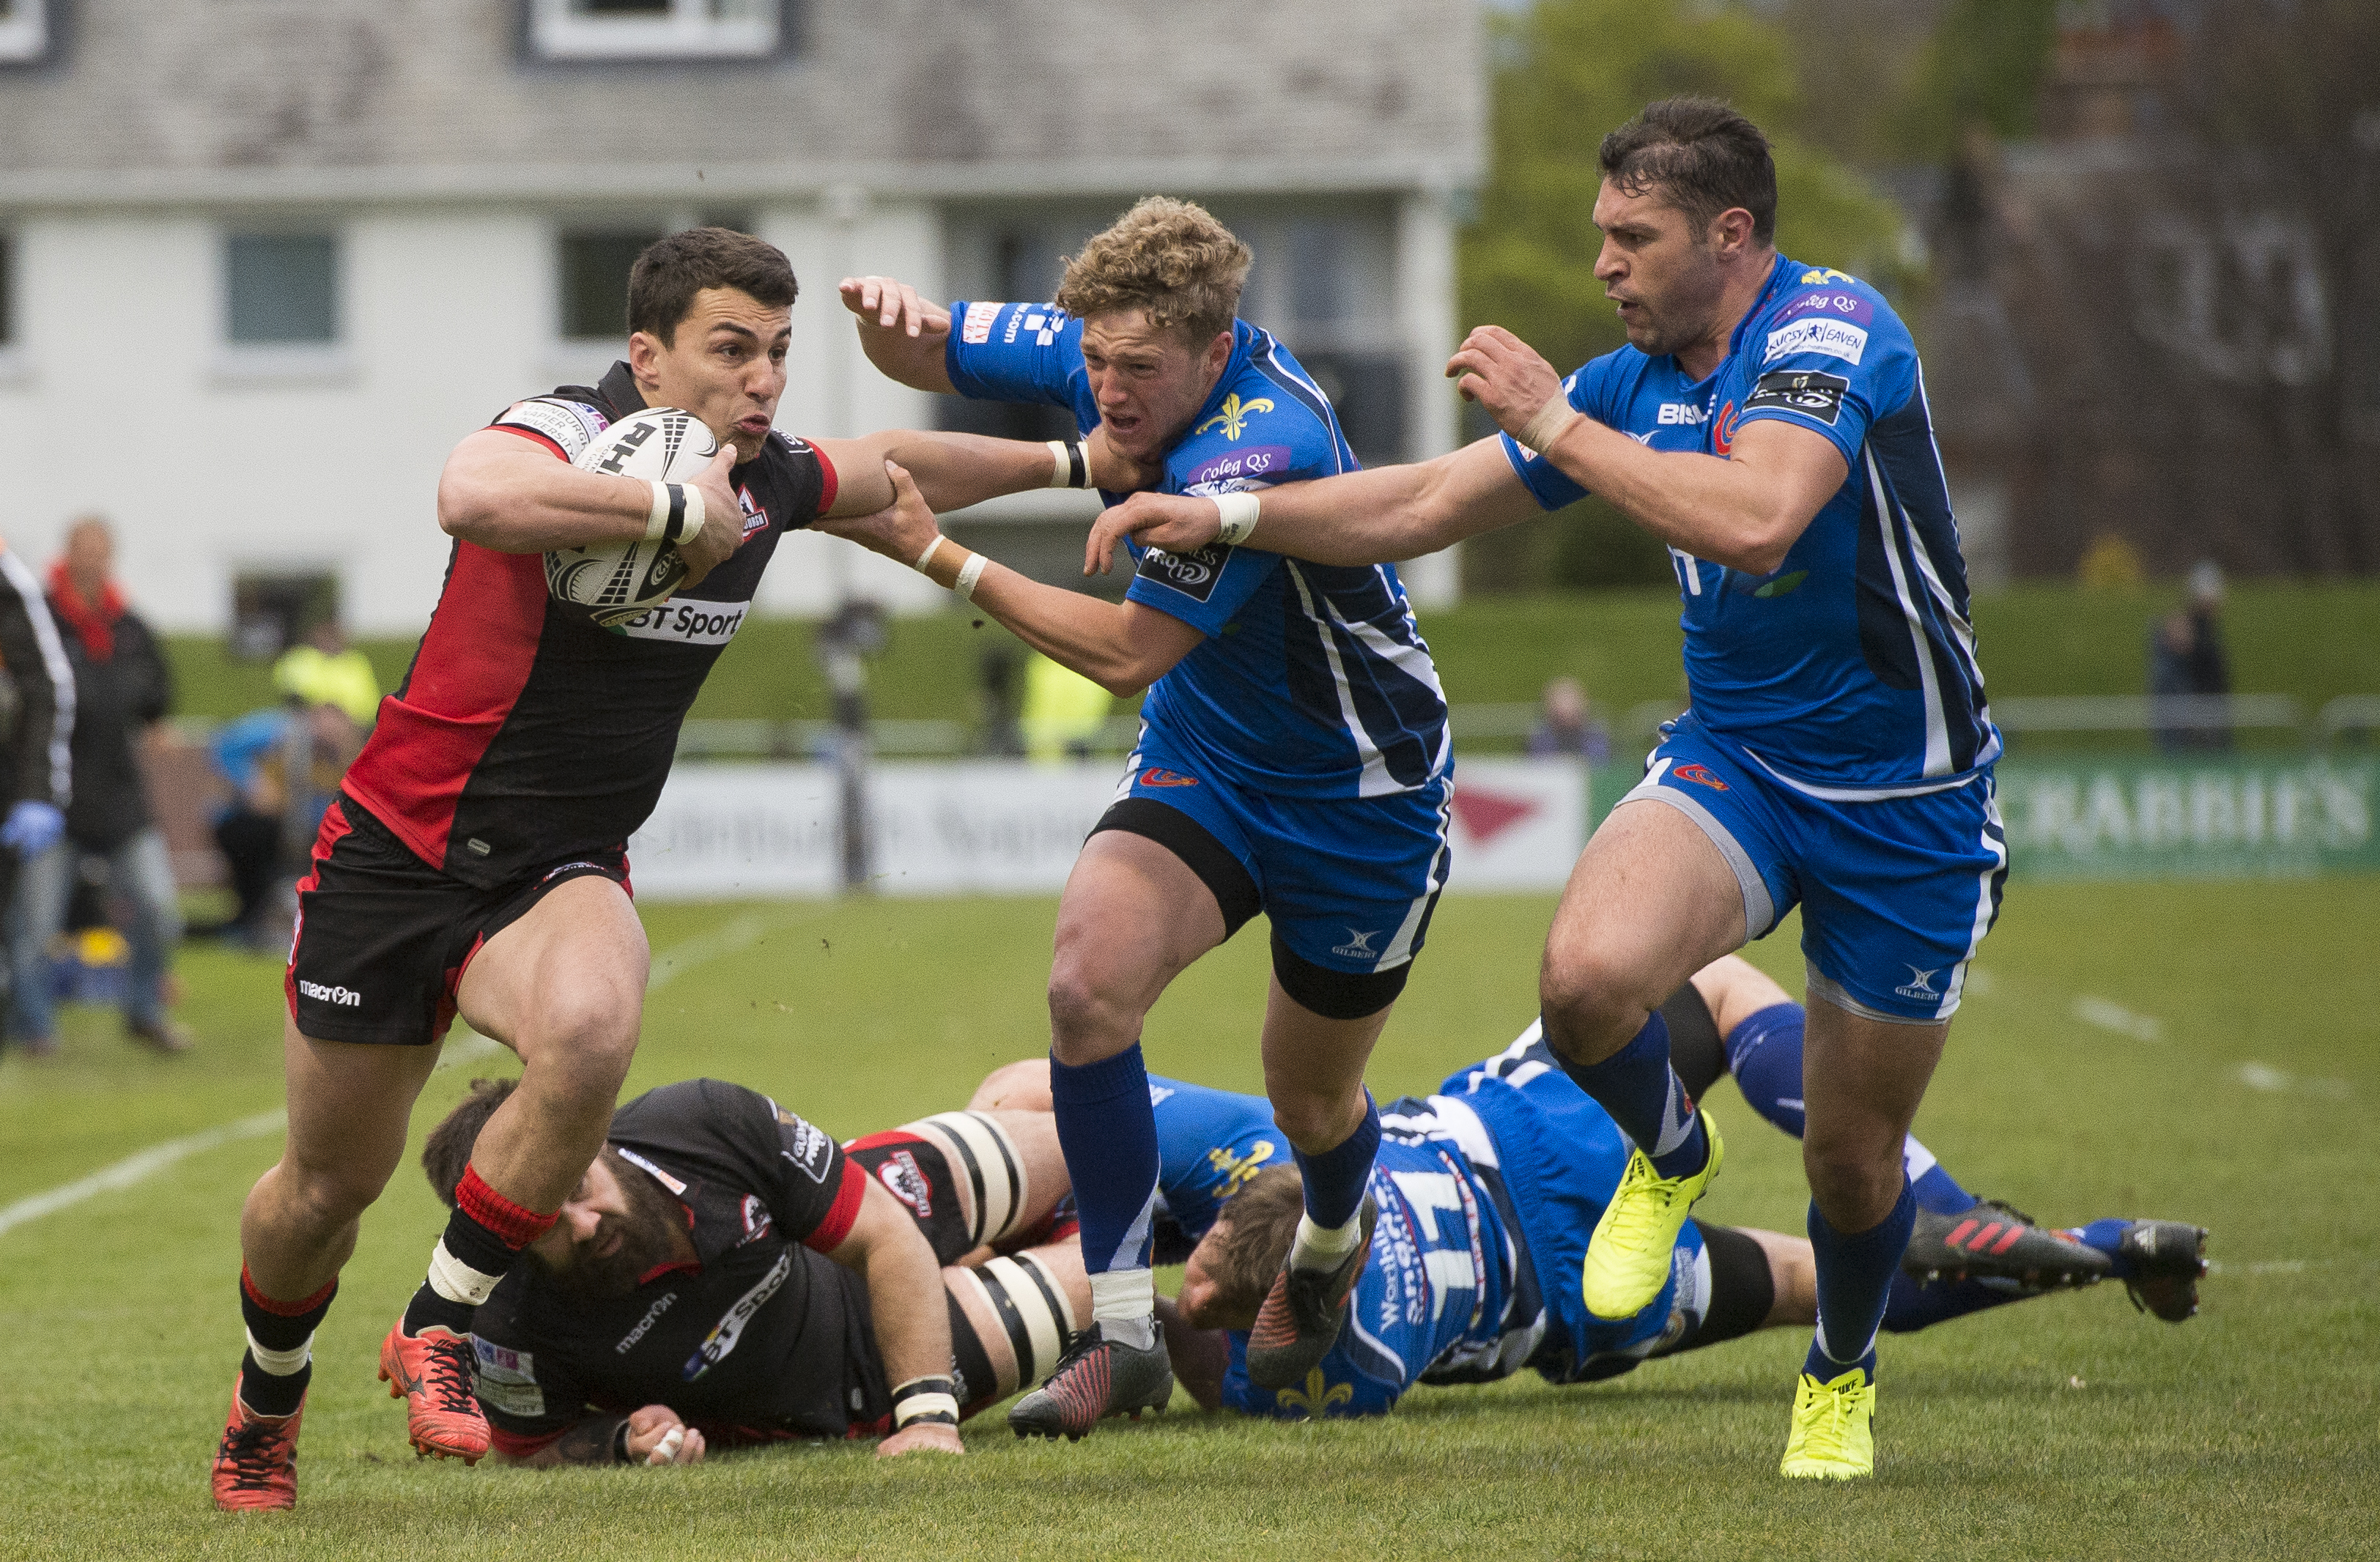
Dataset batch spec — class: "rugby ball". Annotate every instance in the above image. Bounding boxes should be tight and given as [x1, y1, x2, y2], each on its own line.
[545, 407, 718, 628]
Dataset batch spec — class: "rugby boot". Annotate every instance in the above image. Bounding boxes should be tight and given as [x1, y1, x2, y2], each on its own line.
[1245, 1195, 1379, 1390]
[1007, 1321, 1175, 1442]
[377, 1319, 488, 1464]
[1581, 1111, 1724, 1319]
[212, 1381, 303, 1512]
[1902, 1199, 2112, 1289]
[2117, 1220, 2209, 1322]
[1779, 1366, 1877, 1480]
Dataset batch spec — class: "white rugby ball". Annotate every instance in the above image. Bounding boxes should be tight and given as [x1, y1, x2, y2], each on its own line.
[546, 407, 719, 628]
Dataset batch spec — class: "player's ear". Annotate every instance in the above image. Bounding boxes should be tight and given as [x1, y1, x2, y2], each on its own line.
[1203, 330, 1233, 376]
[627, 330, 664, 385]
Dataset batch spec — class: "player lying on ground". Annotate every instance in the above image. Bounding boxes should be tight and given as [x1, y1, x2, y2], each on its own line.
[978, 956, 2206, 1421]
[828, 199, 1457, 1437]
[1088, 100, 2012, 1477]
[212, 226, 1161, 1513]
[415, 1076, 1120, 1465]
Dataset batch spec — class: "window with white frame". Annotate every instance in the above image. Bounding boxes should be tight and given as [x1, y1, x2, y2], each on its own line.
[529, 0, 779, 62]
[0, 0, 48, 64]
[224, 234, 340, 346]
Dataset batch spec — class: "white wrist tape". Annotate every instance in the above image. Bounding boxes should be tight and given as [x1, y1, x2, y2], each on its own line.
[953, 552, 988, 603]
[1212, 491, 1261, 547]
[892, 1392, 961, 1428]
[1518, 396, 1583, 456]
[645, 480, 673, 542]
[914, 535, 946, 572]
[1046, 440, 1087, 489]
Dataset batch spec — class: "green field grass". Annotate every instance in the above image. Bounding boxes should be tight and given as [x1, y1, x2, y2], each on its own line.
[2, 877, 2377, 1558]
[161, 578, 2380, 727]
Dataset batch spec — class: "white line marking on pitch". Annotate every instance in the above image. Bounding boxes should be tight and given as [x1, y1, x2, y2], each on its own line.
[2072, 995, 2163, 1043]
[2237, 1061, 2351, 1100]
[0, 914, 772, 1240]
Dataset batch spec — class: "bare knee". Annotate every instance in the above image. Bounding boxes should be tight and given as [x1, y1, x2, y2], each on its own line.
[512, 994, 639, 1105]
[1270, 1092, 1361, 1156]
[1046, 958, 1142, 1063]
[1802, 1139, 1904, 1230]
[1538, 943, 1666, 1062]
[969, 1059, 1052, 1113]
[261, 1154, 391, 1236]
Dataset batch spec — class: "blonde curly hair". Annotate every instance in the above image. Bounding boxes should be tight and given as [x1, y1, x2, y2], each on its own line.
[1054, 197, 1252, 348]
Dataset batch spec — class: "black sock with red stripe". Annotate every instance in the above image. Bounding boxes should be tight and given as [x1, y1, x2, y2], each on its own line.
[238, 1268, 337, 1417]
[401, 1165, 556, 1339]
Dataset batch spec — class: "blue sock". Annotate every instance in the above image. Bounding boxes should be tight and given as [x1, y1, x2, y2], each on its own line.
[1881, 1270, 2019, 1332]
[1292, 1092, 1381, 1232]
[1049, 1043, 1161, 1277]
[1727, 1003, 1975, 1216]
[1557, 1010, 1709, 1178]
[1803, 1180, 1917, 1383]
[2071, 1217, 2136, 1277]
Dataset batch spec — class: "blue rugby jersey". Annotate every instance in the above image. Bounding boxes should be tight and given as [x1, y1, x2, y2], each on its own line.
[1148, 1073, 1285, 1245]
[946, 303, 1449, 800]
[1502, 256, 1998, 796]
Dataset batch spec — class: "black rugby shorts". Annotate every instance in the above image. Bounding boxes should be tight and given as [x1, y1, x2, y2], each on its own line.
[284, 794, 632, 1046]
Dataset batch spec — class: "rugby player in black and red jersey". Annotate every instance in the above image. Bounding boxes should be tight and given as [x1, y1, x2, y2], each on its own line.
[212, 227, 1151, 1512]
[418, 1077, 1101, 1466]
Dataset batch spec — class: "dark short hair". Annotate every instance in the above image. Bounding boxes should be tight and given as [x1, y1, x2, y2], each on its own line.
[1197, 1164, 1307, 1313]
[1598, 97, 1778, 245]
[422, 1078, 517, 1208]
[628, 226, 799, 346]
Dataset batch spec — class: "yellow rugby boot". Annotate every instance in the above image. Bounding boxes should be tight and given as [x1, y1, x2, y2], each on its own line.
[1579, 1111, 1724, 1319]
[1779, 1366, 1877, 1480]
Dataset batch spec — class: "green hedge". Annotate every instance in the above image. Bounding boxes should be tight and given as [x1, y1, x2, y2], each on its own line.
[162, 579, 2380, 726]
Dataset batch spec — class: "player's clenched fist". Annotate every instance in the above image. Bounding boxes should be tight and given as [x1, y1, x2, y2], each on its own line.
[840, 275, 950, 341]
[1445, 324, 1569, 444]
[1084, 492, 1222, 576]
[674, 445, 745, 588]
[622, 1404, 706, 1466]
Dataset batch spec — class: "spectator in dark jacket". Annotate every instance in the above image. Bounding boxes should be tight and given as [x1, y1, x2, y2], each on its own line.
[2148, 560, 2232, 754]
[0, 536, 75, 1058]
[7, 517, 190, 1054]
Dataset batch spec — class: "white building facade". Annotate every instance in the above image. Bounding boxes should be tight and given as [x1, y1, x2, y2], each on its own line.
[0, 1, 1483, 634]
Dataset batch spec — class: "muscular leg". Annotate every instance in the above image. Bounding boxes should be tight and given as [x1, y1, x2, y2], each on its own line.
[945, 1240, 1090, 1406]
[230, 1016, 446, 1416]
[1797, 993, 1943, 1383]
[1043, 831, 1227, 1344]
[1259, 974, 1391, 1270]
[396, 876, 647, 1349]
[1539, 802, 1745, 1177]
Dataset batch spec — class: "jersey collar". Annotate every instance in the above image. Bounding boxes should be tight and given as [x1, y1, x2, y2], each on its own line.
[597, 359, 646, 419]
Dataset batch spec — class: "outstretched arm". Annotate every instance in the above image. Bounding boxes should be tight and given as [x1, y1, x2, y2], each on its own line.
[825, 1176, 966, 1456]
[840, 275, 957, 395]
[815, 426, 1156, 520]
[1084, 435, 1541, 574]
[1449, 325, 1847, 575]
[821, 463, 1205, 698]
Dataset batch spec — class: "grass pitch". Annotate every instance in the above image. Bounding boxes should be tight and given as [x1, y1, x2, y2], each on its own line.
[1, 877, 2376, 1559]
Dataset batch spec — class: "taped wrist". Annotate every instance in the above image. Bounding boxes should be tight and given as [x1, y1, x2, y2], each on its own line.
[1518, 396, 1583, 456]
[646, 481, 705, 545]
[1046, 439, 1089, 489]
[891, 1375, 961, 1428]
[1212, 491, 1260, 547]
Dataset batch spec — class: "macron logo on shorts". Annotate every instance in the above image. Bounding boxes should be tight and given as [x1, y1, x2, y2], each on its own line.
[298, 979, 363, 1009]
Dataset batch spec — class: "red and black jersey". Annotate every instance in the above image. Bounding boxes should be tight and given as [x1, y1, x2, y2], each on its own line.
[470, 1080, 881, 1458]
[341, 362, 838, 887]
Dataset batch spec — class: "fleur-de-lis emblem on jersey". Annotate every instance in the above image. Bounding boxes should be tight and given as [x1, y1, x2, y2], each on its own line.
[1194, 393, 1274, 440]
[1275, 1367, 1353, 1418]
[1208, 1139, 1277, 1199]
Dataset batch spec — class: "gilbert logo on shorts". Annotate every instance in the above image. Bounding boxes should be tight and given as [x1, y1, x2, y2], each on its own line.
[1895, 966, 1942, 1001]
[1140, 768, 1199, 788]
[298, 980, 363, 1008]
[1331, 928, 1381, 960]
[1672, 763, 1730, 791]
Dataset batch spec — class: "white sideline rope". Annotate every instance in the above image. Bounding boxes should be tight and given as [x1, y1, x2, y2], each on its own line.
[0, 913, 773, 1241]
